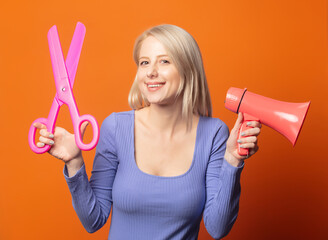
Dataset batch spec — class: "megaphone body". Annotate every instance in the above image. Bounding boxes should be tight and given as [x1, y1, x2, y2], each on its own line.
[225, 87, 310, 156]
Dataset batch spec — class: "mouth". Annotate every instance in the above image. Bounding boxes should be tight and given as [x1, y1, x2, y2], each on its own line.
[145, 82, 166, 91]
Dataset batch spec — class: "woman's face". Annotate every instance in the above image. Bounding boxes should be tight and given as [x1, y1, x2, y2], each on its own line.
[136, 36, 181, 106]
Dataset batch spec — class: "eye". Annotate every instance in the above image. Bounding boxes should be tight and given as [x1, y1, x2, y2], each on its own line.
[160, 59, 170, 64]
[139, 61, 149, 66]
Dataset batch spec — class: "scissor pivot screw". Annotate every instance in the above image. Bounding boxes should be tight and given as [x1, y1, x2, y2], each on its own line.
[62, 87, 66, 92]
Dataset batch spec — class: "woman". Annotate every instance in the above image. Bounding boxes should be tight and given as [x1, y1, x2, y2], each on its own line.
[34, 24, 261, 239]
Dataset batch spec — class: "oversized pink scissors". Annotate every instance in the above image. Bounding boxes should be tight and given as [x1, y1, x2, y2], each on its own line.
[28, 22, 99, 154]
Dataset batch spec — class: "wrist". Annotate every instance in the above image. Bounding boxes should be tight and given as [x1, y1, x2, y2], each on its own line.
[224, 152, 244, 167]
[65, 155, 84, 177]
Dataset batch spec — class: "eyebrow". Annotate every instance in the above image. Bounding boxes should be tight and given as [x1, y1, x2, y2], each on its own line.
[138, 54, 169, 60]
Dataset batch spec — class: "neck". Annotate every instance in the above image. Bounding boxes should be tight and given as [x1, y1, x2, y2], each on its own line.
[146, 98, 186, 138]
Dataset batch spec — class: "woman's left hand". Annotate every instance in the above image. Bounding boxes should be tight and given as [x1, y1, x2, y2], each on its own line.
[224, 112, 262, 167]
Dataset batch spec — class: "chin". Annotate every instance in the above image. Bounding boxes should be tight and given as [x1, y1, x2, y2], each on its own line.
[147, 96, 178, 106]
[147, 97, 166, 105]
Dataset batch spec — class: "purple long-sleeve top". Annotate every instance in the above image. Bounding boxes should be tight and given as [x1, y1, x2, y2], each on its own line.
[64, 110, 244, 240]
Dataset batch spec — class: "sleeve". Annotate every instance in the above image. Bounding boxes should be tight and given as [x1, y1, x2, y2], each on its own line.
[63, 112, 119, 233]
[203, 121, 244, 240]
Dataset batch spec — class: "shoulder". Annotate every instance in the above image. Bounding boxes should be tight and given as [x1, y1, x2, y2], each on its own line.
[101, 110, 134, 136]
[199, 115, 229, 138]
[102, 110, 134, 126]
[100, 110, 134, 136]
[198, 116, 230, 155]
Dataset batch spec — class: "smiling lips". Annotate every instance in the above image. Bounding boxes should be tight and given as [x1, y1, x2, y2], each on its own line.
[146, 82, 166, 91]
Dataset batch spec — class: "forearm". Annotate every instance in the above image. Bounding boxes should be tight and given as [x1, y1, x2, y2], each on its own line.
[65, 154, 84, 177]
[204, 159, 243, 239]
[64, 164, 111, 233]
[63, 113, 117, 233]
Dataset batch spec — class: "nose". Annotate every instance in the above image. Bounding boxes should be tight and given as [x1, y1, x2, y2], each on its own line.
[147, 64, 158, 79]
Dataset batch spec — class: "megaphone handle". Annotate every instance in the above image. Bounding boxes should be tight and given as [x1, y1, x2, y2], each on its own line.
[238, 113, 260, 156]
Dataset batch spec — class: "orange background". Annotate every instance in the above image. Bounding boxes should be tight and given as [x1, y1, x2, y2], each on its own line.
[0, 0, 327, 239]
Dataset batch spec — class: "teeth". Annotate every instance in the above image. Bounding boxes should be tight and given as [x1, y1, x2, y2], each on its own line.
[148, 84, 164, 88]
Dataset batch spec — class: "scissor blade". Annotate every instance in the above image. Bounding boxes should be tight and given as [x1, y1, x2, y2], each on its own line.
[48, 25, 70, 95]
[66, 22, 86, 89]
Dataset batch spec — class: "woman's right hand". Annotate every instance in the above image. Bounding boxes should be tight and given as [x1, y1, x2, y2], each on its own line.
[33, 122, 89, 163]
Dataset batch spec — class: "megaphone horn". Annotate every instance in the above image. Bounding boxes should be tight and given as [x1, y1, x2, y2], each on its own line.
[225, 87, 310, 156]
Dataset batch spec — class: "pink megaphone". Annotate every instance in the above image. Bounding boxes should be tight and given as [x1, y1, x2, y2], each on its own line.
[225, 87, 311, 156]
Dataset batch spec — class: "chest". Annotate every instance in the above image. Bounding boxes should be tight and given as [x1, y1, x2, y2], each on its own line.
[134, 128, 197, 177]
[112, 167, 206, 220]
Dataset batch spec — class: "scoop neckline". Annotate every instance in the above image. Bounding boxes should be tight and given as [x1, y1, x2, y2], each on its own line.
[131, 109, 202, 179]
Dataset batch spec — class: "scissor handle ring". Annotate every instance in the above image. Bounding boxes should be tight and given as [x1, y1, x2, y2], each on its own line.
[74, 114, 99, 151]
[28, 118, 52, 154]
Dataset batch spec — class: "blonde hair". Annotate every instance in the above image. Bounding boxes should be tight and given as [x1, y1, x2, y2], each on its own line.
[128, 24, 212, 129]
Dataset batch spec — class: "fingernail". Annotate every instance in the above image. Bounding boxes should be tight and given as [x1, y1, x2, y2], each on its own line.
[247, 122, 251, 126]
[49, 140, 54, 145]
[237, 139, 242, 143]
[49, 134, 54, 138]
[241, 132, 246, 136]
[240, 144, 245, 148]
[39, 143, 45, 147]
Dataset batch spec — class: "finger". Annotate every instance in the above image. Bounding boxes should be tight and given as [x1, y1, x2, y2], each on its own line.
[237, 136, 257, 144]
[80, 121, 89, 138]
[39, 136, 55, 146]
[239, 142, 256, 149]
[39, 129, 54, 139]
[33, 122, 47, 129]
[246, 121, 262, 128]
[36, 142, 45, 148]
[232, 112, 244, 133]
[241, 127, 261, 137]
